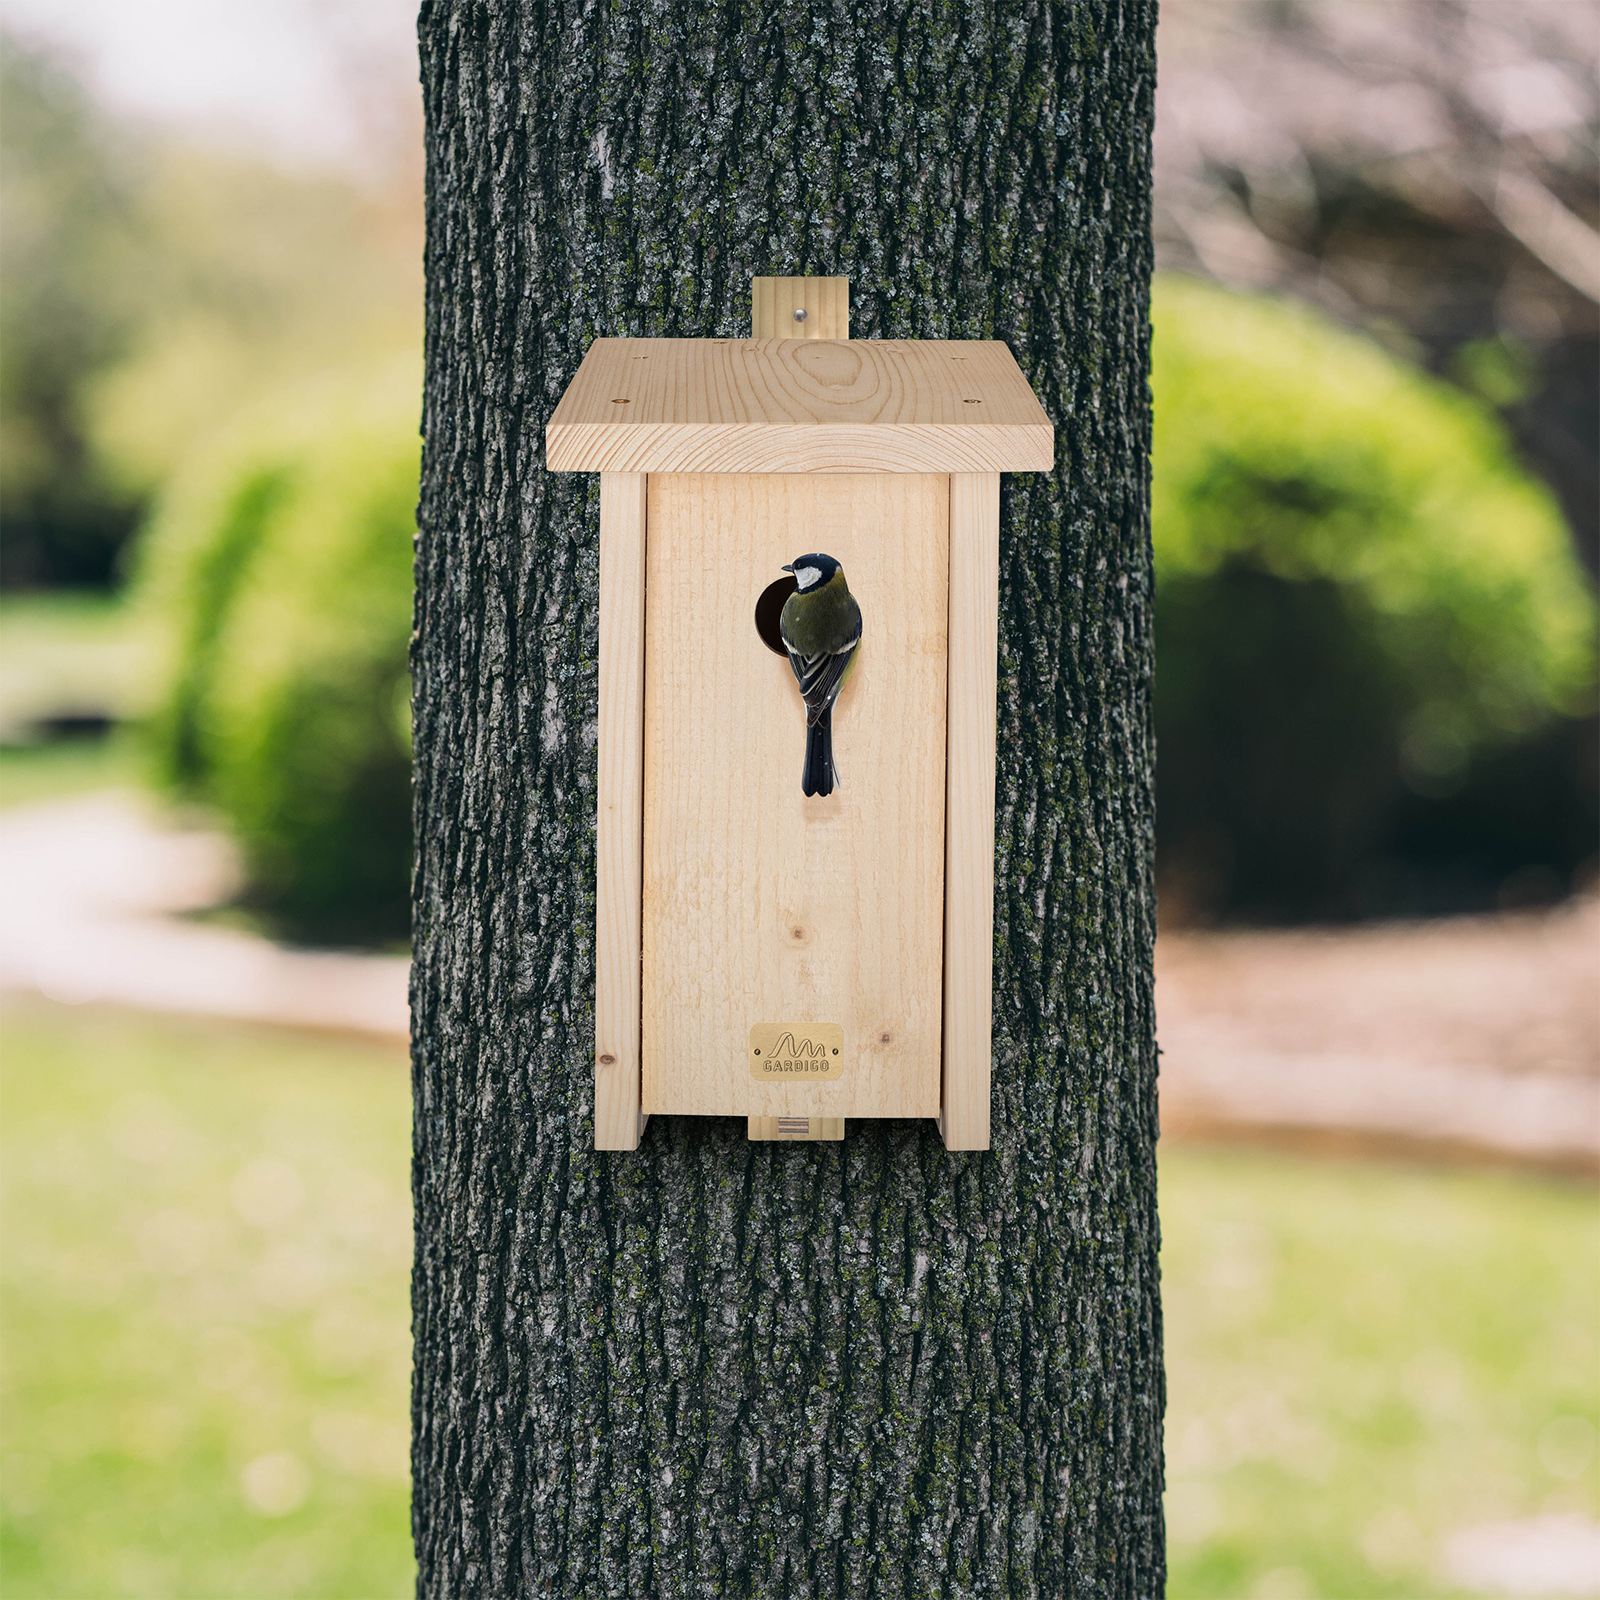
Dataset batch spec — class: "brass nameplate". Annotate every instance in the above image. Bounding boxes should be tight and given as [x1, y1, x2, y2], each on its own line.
[748, 1022, 844, 1081]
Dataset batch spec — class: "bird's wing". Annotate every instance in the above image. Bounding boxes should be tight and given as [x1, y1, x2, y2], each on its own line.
[788, 635, 859, 726]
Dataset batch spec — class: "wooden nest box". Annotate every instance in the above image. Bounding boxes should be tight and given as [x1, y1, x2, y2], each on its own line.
[547, 277, 1053, 1150]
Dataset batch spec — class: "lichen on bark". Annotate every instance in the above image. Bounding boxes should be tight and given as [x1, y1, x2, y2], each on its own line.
[413, 1, 1162, 1594]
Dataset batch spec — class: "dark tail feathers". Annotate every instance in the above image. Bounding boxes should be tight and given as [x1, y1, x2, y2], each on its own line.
[801, 708, 837, 797]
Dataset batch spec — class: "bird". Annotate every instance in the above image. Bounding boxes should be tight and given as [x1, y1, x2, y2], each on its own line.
[778, 553, 862, 797]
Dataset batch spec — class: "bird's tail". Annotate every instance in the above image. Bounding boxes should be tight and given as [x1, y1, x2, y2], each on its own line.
[801, 707, 837, 798]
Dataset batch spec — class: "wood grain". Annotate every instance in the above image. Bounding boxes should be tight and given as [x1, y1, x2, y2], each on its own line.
[747, 1118, 847, 1141]
[744, 276, 849, 1144]
[546, 339, 1053, 475]
[941, 473, 1000, 1151]
[641, 472, 949, 1120]
[595, 472, 648, 1150]
[748, 275, 851, 1139]
[752, 277, 849, 339]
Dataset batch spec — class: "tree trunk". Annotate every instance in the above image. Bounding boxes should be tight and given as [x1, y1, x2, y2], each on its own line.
[412, 1, 1162, 1594]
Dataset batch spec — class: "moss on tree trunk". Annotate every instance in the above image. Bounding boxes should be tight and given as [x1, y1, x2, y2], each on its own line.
[413, 0, 1162, 1592]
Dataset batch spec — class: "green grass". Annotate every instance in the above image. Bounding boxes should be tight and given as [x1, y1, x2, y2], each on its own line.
[0, 590, 158, 738]
[1, 1002, 1594, 1597]
[0, 732, 143, 809]
[0, 1004, 413, 1599]
[1162, 1146, 1599, 1599]
[0, 588, 154, 808]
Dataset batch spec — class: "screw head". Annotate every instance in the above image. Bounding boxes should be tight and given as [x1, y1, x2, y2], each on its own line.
[793, 308, 807, 323]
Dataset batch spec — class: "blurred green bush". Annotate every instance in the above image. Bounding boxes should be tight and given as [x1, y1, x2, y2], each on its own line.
[137, 366, 417, 943]
[1152, 276, 1596, 922]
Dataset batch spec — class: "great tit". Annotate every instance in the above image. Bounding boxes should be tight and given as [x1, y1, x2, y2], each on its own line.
[778, 553, 862, 797]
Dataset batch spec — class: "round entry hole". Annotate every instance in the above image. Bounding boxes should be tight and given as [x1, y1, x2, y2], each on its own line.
[754, 575, 798, 656]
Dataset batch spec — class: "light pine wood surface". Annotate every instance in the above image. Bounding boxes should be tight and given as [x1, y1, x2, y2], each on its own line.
[746, 1118, 847, 1141]
[594, 472, 648, 1150]
[746, 276, 851, 1146]
[546, 338, 1053, 476]
[940, 473, 1000, 1151]
[751, 276, 849, 339]
[641, 472, 949, 1120]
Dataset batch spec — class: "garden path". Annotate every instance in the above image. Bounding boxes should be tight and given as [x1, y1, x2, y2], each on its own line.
[1157, 895, 1598, 1174]
[0, 792, 407, 1041]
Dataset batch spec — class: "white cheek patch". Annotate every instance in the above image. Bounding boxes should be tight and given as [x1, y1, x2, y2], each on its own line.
[794, 566, 822, 590]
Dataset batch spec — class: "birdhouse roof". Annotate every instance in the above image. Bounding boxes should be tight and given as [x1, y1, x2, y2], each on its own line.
[546, 338, 1053, 475]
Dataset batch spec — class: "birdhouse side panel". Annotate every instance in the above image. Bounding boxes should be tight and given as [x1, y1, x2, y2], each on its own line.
[640, 472, 949, 1119]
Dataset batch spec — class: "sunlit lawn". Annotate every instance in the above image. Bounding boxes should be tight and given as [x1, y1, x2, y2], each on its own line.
[1, 1001, 1594, 1598]
[1163, 1148, 1598, 1599]
[0, 589, 151, 809]
[0, 1005, 413, 1599]
[0, 592, 156, 737]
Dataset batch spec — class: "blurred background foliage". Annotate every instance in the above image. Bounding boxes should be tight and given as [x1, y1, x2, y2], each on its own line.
[1151, 0, 1599, 924]
[0, 0, 1594, 942]
[0, 28, 416, 589]
[1, 24, 421, 941]
[0, 37, 147, 588]
[1155, 0, 1600, 572]
[136, 368, 418, 942]
[1152, 275, 1595, 923]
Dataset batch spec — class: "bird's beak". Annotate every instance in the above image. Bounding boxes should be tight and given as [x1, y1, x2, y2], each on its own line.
[781, 564, 793, 573]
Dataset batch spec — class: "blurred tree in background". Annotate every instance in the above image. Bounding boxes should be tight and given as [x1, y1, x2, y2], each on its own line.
[1153, 0, 1598, 922]
[0, 28, 419, 589]
[1155, 0, 1599, 568]
[0, 36, 148, 586]
[87, 146, 418, 516]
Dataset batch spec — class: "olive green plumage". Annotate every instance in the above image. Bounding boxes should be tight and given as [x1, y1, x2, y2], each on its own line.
[778, 553, 862, 797]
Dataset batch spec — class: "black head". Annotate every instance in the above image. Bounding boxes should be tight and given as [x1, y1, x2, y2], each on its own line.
[781, 553, 842, 592]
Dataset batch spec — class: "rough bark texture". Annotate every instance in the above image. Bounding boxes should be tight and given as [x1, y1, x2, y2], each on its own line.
[412, 2, 1162, 1595]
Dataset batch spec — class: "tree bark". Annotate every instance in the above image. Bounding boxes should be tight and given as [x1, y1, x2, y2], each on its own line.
[412, 2, 1162, 1594]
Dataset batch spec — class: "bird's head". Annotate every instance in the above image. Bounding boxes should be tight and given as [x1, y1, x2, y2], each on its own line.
[781, 553, 843, 592]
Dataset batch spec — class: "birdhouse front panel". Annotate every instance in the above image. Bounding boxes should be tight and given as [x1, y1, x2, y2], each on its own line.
[641, 472, 948, 1120]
